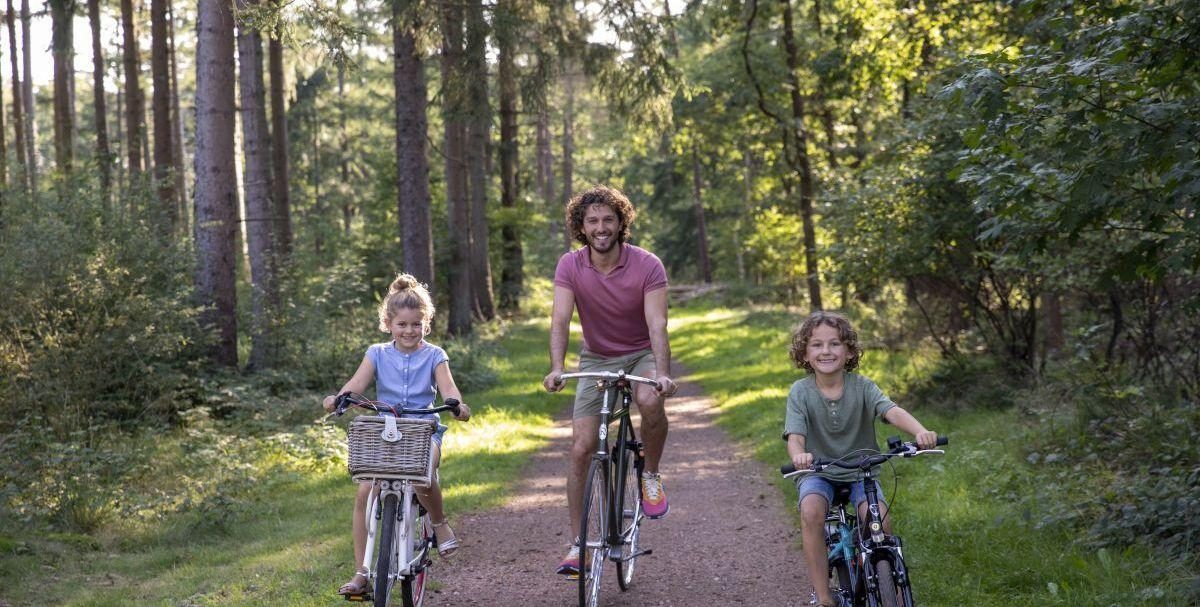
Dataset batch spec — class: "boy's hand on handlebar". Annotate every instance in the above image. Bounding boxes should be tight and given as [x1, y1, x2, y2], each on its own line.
[543, 370, 565, 393]
[915, 430, 938, 450]
[791, 452, 815, 471]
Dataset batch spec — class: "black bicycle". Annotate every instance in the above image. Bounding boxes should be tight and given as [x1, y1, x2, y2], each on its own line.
[556, 370, 660, 607]
[330, 392, 463, 607]
[782, 436, 947, 607]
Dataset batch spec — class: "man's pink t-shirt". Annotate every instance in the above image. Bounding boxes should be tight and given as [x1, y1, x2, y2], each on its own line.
[553, 244, 669, 357]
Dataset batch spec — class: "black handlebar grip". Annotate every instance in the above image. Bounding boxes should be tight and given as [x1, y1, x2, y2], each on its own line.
[781, 463, 797, 475]
[936, 435, 949, 446]
[444, 397, 462, 417]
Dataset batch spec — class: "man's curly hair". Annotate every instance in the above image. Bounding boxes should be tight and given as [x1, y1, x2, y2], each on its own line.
[566, 185, 637, 246]
[788, 311, 862, 373]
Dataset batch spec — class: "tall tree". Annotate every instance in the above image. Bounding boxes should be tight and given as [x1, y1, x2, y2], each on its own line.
[88, 0, 112, 206]
[690, 141, 713, 283]
[496, 3, 522, 311]
[561, 66, 575, 252]
[49, 0, 75, 173]
[121, 0, 144, 179]
[19, 0, 35, 191]
[194, 0, 239, 366]
[440, 0, 472, 335]
[393, 0, 433, 287]
[168, 0, 187, 226]
[267, 2, 291, 260]
[5, 0, 26, 194]
[237, 0, 278, 370]
[151, 0, 176, 226]
[0, 30, 6, 192]
[465, 0, 494, 320]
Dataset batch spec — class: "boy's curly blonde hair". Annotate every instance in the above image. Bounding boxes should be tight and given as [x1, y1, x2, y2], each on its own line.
[788, 310, 862, 373]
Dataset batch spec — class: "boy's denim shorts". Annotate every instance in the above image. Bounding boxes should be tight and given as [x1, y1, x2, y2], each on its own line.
[796, 475, 885, 509]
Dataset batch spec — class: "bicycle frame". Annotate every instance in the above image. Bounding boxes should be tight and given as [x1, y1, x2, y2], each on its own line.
[362, 479, 429, 581]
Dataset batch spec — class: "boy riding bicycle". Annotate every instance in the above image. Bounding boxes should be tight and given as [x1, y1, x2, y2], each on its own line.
[782, 311, 937, 607]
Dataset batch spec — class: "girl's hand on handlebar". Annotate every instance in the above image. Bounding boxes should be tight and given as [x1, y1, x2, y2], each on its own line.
[451, 401, 471, 422]
[322, 394, 337, 413]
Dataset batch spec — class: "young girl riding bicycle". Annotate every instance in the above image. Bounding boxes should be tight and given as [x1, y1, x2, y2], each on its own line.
[782, 311, 937, 607]
[322, 273, 472, 597]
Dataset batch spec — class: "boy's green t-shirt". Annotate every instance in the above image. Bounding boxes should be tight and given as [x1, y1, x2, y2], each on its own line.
[782, 372, 897, 482]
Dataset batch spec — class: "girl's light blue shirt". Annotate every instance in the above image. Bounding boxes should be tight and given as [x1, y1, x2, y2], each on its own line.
[366, 340, 449, 425]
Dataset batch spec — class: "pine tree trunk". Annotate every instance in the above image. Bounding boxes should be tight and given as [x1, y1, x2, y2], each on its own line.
[690, 142, 712, 283]
[393, 0, 433, 287]
[88, 0, 111, 207]
[238, 0, 278, 371]
[168, 0, 187, 231]
[496, 8, 522, 311]
[535, 98, 556, 245]
[780, 0, 822, 310]
[561, 67, 575, 251]
[440, 0, 472, 335]
[121, 0, 144, 180]
[50, 0, 75, 173]
[6, 1, 26, 194]
[465, 0, 494, 320]
[194, 0, 239, 366]
[19, 0, 36, 192]
[151, 0, 176, 227]
[267, 11, 292, 260]
[337, 58, 351, 234]
[0, 32, 7, 192]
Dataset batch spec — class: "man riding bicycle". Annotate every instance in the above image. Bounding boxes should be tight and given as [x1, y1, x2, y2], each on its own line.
[542, 185, 678, 576]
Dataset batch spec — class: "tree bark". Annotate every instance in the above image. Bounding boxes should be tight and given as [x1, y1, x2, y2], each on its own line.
[121, 0, 144, 179]
[440, 0, 472, 335]
[393, 0, 433, 287]
[779, 0, 822, 310]
[6, 1, 26, 194]
[50, 0, 75, 173]
[0, 27, 6, 193]
[465, 0, 494, 320]
[267, 6, 292, 260]
[19, 0, 36, 192]
[194, 0, 240, 366]
[168, 0, 187, 230]
[151, 0, 176, 227]
[535, 93, 556, 246]
[237, 0, 278, 371]
[88, 0, 112, 207]
[496, 6, 522, 311]
[337, 57, 352, 235]
[561, 66, 575, 251]
[690, 142, 713, 283]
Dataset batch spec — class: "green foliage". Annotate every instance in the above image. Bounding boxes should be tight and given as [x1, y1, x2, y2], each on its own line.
[0, 183, 208, 428]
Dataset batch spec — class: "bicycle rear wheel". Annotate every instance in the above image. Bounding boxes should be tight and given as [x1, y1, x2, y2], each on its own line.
[614, 428, 643, 590]
[400, 499, 432, 607]
[374, 493, 400, 607]
[830, 558, 855, 606]
[870, 558, 898, 607]
[578, 458, 608, 607]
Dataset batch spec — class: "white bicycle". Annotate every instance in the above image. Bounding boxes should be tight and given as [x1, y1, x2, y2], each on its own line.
[331, 392, 462, 607]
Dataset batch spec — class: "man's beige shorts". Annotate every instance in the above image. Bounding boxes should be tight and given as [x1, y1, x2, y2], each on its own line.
[572, 348, 657, 418]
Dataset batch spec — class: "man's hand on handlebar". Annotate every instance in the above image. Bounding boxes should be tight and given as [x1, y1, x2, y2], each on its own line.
[654, 375, 678, 397]
[543, 369, 565, 393]
[790, 451, 815, 471]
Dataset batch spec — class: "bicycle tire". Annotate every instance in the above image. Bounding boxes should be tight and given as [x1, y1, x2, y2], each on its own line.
[614, 426, 643, 591]
[871, 558, 899, 607]
[400, 499, 431, 607]
[578, 458, 607, 607]
[831, 558, 855, 607]
[374, 493, 400, 607]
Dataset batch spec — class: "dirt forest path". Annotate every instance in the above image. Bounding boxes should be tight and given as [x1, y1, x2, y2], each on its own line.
[430, 366, 813, 606]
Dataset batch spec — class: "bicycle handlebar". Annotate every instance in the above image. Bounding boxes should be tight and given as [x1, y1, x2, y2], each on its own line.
[555, 370, 663, 391]
[781, 435, 948, 477]
[332, 391, 463, 418]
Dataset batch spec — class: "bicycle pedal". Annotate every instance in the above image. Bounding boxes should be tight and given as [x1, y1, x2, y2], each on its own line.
[344, 592, 373, 602]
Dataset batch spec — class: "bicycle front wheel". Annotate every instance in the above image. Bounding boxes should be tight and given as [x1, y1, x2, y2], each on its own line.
[870, 558, 898, 607]
[400, 499, 432, 607]
[614, 430, 643, 590]
[374, 493, 400, 607]
[578, 458, 608, 607]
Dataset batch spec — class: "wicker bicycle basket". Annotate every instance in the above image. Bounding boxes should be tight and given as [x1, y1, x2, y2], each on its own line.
[346, 415, 436, 485]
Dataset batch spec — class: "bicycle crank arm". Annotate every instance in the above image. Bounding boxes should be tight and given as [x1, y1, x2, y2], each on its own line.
[614, 548, 652, 562]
